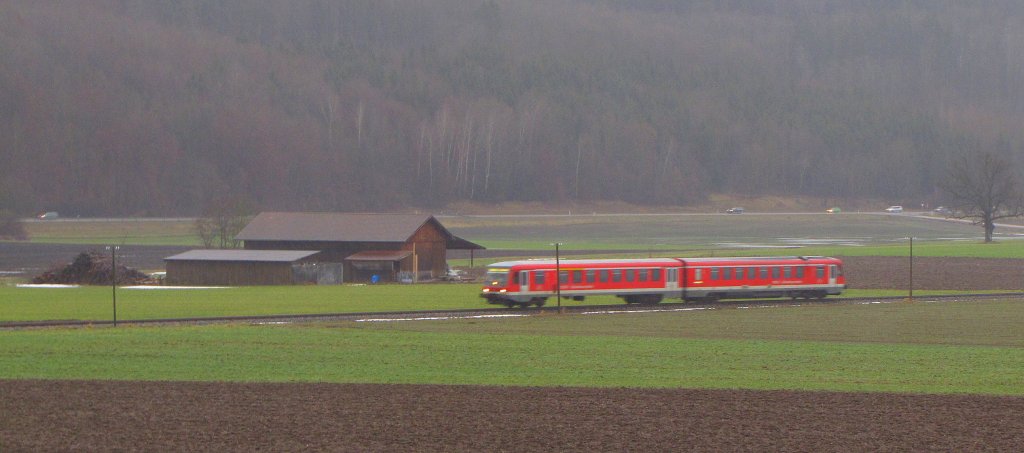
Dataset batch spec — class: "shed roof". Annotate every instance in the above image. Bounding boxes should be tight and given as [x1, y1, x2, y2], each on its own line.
[235, 212, 484, 249]
[165, 250, 321, 263]
[345, 250, 414, 262]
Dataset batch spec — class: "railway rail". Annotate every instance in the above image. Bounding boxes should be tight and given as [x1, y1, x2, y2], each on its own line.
[2, 292, 1022, 330]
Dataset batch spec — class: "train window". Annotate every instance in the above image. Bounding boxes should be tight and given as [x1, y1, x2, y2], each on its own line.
[796, 267, 805, 278]
[784, 267, 792, 279]
[586, 270, 596, 283]
[625, 270, 635, 282]
[749, 267, 756, 279]
[694, 268, 703, 281]
[485, 269, 509, 286]
[772, 267, 780, 279]
[534, 272, 545, 285]
[639, 269, 648, 281]
[816, 266, 825, 278]
[573, 270, 583, 283]
[511, 272, 519, 284]
[612, 269, 622, 282]
[711, 268, 719, 280]
[760, 267, 768, 279]
[723, 268, 732, 280]
[652, 269, 662, 281]
[559, 271, 568, 284]
[736, 268, 744, 280]
[600, 270, 609, 282]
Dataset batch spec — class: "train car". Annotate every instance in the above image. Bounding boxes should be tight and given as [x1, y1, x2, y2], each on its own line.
[480, 258, 682, 307]
[480, 256, 845, 307]
[677, 256, 845, 301]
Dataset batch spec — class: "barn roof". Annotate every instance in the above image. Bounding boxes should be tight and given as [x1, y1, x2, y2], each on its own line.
[165, 250, 321, 262]
[346, 250, 414, 261]
[235, 212, 484, 249]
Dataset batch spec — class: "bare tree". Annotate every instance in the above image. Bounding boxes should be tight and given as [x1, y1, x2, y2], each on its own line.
[0, 210, 28, 241]
[194, 197, 256, 248]
[940, 151, 1024, 242]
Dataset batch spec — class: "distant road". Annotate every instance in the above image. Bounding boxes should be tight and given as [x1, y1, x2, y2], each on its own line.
[21, 217, 195, 223]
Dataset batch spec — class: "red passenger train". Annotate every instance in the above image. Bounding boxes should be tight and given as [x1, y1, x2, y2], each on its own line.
[480, 256, 845, 307]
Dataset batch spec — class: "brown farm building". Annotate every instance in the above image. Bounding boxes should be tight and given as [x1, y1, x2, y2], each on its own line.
[165, 212, 484, 286]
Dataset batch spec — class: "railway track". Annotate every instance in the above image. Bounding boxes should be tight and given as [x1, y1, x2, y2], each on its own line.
[2, 292, 1022, 330]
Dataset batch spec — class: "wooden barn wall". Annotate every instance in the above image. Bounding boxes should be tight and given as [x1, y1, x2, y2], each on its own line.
[166, 261, 295, 286]
[404, 222, 448, 277]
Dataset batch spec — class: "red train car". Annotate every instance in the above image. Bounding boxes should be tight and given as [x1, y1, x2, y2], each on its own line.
[480, 256, 845, 307]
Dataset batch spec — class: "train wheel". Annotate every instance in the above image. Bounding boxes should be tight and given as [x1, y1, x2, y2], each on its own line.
[503, 301, 516, 308]
[532, 298, 547, 307]
[642, 295, 663, 304]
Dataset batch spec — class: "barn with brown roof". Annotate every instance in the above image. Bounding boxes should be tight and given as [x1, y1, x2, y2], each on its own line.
[237, 212, 483, 283]
[165, 212, 484, 286]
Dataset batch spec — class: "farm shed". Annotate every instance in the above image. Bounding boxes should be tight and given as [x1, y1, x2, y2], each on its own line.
[164, 250, 334, 286]
[235, 212, 484, 283]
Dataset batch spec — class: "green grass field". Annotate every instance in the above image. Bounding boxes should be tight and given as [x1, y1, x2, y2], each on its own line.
[19, 213, 1024, 257]
[0, 283, 988, 323]
[4, 212, 1022, 396]
[23, 219, 200, 246]
[1, 299, 1022, 395]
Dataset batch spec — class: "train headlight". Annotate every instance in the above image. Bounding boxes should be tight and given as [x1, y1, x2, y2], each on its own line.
[499, 289, 507, 293]
[482, 288, 490, 293]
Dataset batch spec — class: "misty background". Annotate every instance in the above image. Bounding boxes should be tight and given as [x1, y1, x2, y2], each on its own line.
[2, 0, 1023, 216]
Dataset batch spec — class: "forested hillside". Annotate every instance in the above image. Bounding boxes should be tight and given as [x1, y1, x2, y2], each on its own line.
[2, 0, 1023, 215]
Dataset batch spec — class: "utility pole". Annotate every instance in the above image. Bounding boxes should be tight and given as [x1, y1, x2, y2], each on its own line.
[107, 245, 120, 326]
[551, 243, 563, 313]
[908, 237, 914, 301]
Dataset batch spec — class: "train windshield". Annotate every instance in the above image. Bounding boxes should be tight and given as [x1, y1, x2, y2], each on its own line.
[484, 268, 510, 286]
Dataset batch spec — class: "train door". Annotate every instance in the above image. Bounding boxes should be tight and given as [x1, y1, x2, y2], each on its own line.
[828, 265, 838, 286]
[519, 270, 530, 293]
[665, 267, 680, 291]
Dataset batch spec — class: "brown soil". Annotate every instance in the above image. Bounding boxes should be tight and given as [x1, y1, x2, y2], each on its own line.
[3, 256, 1023, 451]
[841, 256, 1024, 291]
[3, 380, 1023, 452]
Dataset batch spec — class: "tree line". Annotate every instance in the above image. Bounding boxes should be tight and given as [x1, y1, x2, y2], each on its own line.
[1, 0, 1023, 216]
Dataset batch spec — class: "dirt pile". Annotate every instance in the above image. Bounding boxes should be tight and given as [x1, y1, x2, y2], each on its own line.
[31, 251, 151, 285]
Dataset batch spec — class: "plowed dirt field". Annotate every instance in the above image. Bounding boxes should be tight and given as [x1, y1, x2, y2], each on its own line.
[3, 256, 1024, 451]
[3, 380, 1024, 452]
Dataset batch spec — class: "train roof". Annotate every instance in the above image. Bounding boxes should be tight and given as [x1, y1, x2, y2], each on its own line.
[681, 256, 840, 264]
[486, 258, 681, 268]
[485, 256, 840, 269]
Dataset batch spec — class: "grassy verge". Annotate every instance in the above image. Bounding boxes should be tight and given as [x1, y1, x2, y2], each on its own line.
[0, 284, 484, 322]
[0, 283, 1003, 323]
[1, 299, 1022, 394]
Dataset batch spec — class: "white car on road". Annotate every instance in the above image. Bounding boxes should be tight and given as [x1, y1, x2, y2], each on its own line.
[885, 206, 904, 213]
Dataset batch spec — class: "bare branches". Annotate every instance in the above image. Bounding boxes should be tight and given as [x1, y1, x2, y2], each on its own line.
[941, 151, 1024, 242]
[194, 197, 256, 249]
